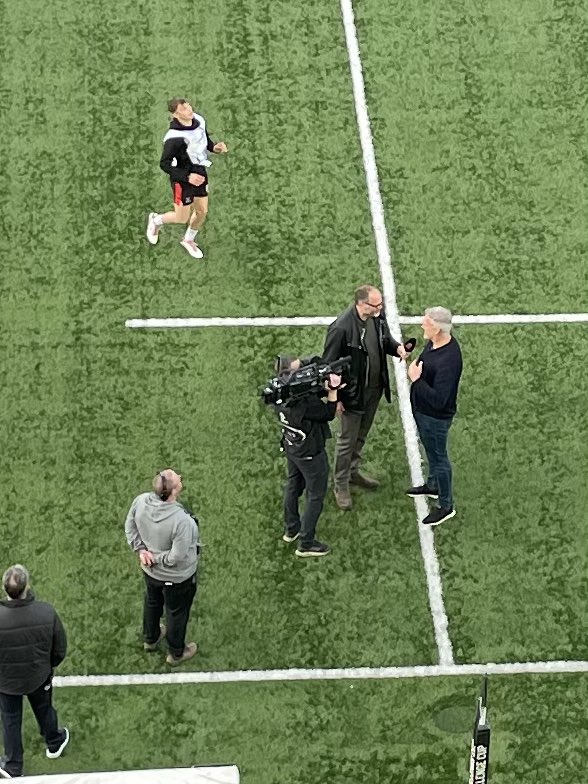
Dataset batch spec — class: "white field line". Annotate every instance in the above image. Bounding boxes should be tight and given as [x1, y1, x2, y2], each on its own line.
[125, 313, 588, 329]
[339, 0, 453, 665]
[53, 660, 588, 688]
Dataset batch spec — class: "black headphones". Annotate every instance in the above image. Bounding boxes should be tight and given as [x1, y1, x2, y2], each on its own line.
[159, 473, 171, 501]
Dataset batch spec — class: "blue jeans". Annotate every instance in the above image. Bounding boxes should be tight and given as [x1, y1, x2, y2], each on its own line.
[414, 412, 454, 509]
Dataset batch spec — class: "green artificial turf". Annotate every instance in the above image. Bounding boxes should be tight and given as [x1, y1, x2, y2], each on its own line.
[1, 328, 438, 674]
[1, 0, 588, 780]
[356, 0, 588, 315]
[17, 674, 588, 783]
[436, 324, 588, 663]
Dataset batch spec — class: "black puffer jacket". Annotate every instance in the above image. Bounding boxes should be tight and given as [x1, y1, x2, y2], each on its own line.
[323, 306, 401, 412]
[0, 592, 67, 695]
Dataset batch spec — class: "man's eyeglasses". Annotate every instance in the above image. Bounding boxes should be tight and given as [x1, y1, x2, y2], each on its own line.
[367, 301, 383, 309]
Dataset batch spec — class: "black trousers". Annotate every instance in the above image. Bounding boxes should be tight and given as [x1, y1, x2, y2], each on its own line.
[143, 572, 197, 658]
[0, 674, 66, 777]
[283, 449, 329, 546]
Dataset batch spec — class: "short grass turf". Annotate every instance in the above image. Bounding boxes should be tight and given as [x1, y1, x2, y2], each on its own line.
[0, 327, 438, 674]
[356, 0, 588, 315]
[18, 674, 588, 783]
[0, 0, 381, 333]
[436, 324, 588, 663]
[1, 0, 588, 780]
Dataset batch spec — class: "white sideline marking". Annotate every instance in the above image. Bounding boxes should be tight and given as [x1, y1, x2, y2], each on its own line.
[125, 313, 588, 329]
[125, 317, 335, 329]
[53, 660, 588, 687]
[339, 0, 453, 665]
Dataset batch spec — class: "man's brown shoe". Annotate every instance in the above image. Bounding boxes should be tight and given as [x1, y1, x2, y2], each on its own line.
[166, 642, 198, 666]
[350, 472, 380, 490]
[143, 624, 166, 652]
[334, 487, 353, 510]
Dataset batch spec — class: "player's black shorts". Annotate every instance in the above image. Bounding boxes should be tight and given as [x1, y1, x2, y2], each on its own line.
[171, 167, 208, 205]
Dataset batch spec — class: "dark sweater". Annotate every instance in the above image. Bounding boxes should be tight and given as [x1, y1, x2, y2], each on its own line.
[0, 592, 67, 695]
[410, 337, 462, 419]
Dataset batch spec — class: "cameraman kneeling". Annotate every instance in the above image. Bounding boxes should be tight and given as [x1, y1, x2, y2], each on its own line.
[276, 358, 344, 558]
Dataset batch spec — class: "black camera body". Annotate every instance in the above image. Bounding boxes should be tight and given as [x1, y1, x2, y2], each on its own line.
[261, 355, 351, 406]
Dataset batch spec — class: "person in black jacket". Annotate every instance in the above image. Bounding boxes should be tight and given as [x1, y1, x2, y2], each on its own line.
[407, 307, 463, 526]
[275, 358, 344, 557]
[146, 97, 228, 260]
[323, 285, 411, 510]
[0, 565, 69, 778]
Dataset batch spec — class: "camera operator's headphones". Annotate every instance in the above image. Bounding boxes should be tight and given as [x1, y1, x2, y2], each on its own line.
[158, 473, 171, 501]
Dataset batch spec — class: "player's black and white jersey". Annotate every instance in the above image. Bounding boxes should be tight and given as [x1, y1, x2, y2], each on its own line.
[159, 114, 216, 184]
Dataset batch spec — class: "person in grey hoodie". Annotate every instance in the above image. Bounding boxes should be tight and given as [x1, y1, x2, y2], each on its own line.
[124, 469, 200, 666]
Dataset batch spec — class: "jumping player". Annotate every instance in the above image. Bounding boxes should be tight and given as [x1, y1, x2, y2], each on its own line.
[146, 97, 228, 259]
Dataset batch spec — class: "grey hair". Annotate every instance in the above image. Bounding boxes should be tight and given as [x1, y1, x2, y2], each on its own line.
[425, 306, 453, 334]
[2, 564, 29, 600]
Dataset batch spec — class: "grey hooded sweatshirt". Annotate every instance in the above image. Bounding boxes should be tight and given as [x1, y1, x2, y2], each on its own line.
[124, 492, 199, 583]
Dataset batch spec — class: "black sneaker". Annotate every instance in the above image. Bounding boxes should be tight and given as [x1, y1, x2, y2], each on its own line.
[282, 530, 300, 543]
[46, 727, 69, 759]
[422, 507, 456, 526]
[406, 484, 439, 499]
[0, 756, 20, 778]
[295, 540, 331, 558]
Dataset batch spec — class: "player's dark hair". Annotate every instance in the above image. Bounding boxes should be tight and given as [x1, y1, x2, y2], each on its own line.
[167, 97, 187, 114]
[354, 285, 376, 304]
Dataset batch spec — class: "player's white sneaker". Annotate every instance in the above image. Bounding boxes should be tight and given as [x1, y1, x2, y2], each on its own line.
[180, 240, 204, 259]
[146, 212, 161, 245]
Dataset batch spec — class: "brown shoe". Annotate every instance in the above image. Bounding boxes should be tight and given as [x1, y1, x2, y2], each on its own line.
[143, 624, 166, 652]
[350, 472, 380, 490]
[166, 642, 198, 666]
[334, 487, 353, 510]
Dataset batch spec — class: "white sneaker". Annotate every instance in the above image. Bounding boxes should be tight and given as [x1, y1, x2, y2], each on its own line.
[146, 212, 161, 245]
[46, 727, 69, 759]
[180, 240, 204, 259]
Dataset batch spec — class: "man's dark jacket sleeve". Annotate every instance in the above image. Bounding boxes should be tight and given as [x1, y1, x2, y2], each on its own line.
[160, 139, 191, 183]
[323, 325, 346, 362]
[381, 316, 402, 357]
[51, 612, 67, 668]
[303, 398, 337, 423]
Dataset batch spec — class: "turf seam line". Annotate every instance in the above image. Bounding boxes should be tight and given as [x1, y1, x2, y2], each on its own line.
[125, 313, 588, 329]
[339, 0, 453, 665]
[53, 660, 588, 687]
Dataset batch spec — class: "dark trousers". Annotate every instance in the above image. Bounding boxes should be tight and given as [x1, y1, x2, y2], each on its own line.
[0, 675, 66, 777]
[283, 449, 329, 546]
[334, 386, 382, 489]
[414, 411, 454, 509]
[143, 572, 197, 658]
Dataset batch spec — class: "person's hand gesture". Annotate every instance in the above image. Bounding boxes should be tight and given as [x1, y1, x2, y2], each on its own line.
[139, 550, 155, 567]
[188, 172, 205, 186]
[213, 142, 228, 153]
[407, 360, 423, 382]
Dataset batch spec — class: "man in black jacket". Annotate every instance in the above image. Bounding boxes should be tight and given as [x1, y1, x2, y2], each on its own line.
[276, 358, 343, 557]
[0, 565, 69, 778]
[323, 285, 410, 510]
[146, 97, 228, 259]
[407, 307, 463, 526]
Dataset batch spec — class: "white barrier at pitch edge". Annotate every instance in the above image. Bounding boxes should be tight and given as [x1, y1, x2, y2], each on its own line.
[7, 767, 240, 783]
